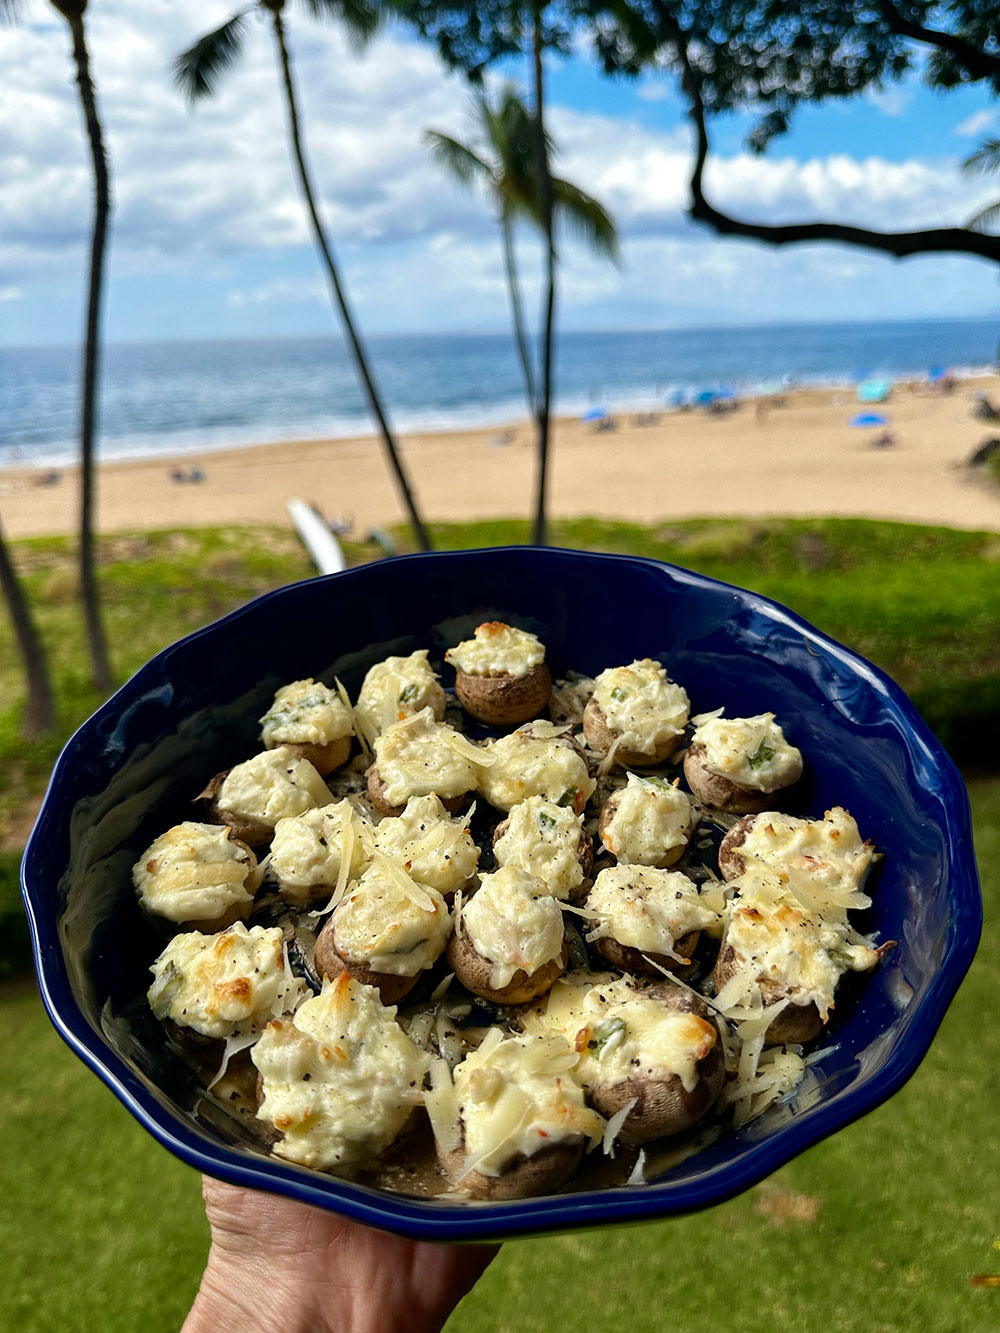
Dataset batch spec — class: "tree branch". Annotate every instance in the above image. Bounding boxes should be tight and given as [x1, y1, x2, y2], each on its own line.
[655, 3, 1000, 265]
[875, 0, 1000, 83]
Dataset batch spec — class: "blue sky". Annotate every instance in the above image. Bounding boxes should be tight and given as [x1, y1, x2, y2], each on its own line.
[1, 1, 998, 347]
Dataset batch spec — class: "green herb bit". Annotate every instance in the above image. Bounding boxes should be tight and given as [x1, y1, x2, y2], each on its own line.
[747, 741, 775, 772]
[398, 683, 419, 705]
[609, 686, 627, 703]
[646, 776, 672, 792]
[537, 812, 556, 830]
[555, 787, 578, 808]
[589, 1016, 627, 1057]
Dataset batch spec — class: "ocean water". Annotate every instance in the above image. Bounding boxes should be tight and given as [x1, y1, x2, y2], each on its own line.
[1, 317, 997, 468]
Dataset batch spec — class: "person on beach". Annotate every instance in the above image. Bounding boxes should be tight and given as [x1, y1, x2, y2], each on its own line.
[183, 1177, 498, 1333]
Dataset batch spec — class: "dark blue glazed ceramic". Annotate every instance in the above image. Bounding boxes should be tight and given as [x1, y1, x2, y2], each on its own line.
[21, 547, 981, 1241]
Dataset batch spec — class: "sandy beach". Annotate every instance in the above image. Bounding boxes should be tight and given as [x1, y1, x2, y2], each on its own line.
[2, 378, 999, 539]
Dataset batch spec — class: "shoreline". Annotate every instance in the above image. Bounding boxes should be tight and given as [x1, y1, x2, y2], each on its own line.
[2, 378, 999, 539]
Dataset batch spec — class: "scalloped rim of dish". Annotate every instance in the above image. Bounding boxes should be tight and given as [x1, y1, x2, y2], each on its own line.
[20, 546, 982, 1242]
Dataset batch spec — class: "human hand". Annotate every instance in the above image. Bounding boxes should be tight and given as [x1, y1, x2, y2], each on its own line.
[183, 1176, 499, 1333]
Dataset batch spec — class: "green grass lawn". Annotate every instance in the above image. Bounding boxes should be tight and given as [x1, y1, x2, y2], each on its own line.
[4, 779, 998, 1333]
[0, 516, 997, 842]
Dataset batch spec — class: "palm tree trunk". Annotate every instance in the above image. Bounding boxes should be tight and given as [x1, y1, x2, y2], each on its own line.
[502, 212, 537, 416]
[0, 518, 56, 738]
[270, 11, 432, 552]
[531, 11, 556, 548]
[63, 9, 113, 691]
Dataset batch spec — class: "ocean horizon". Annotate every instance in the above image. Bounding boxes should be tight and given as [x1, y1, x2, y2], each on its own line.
[2, 315, 997, 470]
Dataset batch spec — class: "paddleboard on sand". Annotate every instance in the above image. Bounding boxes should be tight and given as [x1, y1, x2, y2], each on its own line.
[287, 497, 346, 575]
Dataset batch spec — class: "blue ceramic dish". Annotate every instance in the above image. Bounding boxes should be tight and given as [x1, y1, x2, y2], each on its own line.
[22, 547, 981, 1241]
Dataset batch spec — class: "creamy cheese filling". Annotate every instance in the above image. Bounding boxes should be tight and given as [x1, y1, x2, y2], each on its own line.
[216, 748, 331, 827]
[252, 974, 431, 1174]
[592, 660, 690, 754]
[270, 801, 375, 906]
[354, 650, 446, 746]
[585, 865, 720, 959]
[332, 856, 452, 976]
[133, 821, 260, 923]
[460, 866, 565, 990]
[737, 807, 874, 913]
[534, 976, 718, 1091]
[374, 708, 483, 808]
[372, 793, 479, 895]
[260, 678, 354, 748]
[492, 796, 586, 900]
[477, 721, 596, 813]
[450, 1029, 601, 1177]
[602, 774, 692, 865]
[690, 712, 803, 792]
[445, 621, 546, 678]
[147, 922, 307, 1039]
[720, 874, 880, 1020]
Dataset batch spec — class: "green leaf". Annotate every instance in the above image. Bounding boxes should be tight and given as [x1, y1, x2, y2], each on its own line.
[747, 741, 775, 772]
[590, 1016, 626, 1056]
[173, 12, 249, 103]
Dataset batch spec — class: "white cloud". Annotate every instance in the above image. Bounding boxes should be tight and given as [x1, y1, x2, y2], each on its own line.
[0, 286, 23, 302]
[1, 0, 998, 338]
[865, 85, 912, 118]
[955, 109, 997, 139]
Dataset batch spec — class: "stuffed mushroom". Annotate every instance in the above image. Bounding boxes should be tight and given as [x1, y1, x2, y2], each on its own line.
[445, 621, 552, 726]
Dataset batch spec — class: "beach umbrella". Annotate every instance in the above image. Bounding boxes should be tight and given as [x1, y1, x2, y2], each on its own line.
[850, 412, 888, 428]
[857, 379, 891, 403]
[667, 389, 688, 408]
[694, 389, 716, 406]
[581, 407, 607, 422]
[929, 366, 949, 382]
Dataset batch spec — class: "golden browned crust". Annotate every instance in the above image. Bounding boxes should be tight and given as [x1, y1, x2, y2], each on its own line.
[682, 744, 781, 815]
[582, 697, 680, 768]
[437, 1130, 583, 1199]
[592, 930, 701, 977]
[713, 941, 825, 1046]
[454, 661, 552, 726]
[313, 916, 420, 1005]
[197, 771, 276, 847]
[717, 814, 757, 880]
[364, 763, 468, 819]
[597, 790, 688, 868]
[445, 919, 568, 1005]
[588, 984, 725, 1140]
[266, 735, 352, 777]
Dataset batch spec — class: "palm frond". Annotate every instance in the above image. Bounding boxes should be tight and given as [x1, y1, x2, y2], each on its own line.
[173, 12, 249, 104]
[424, 130, 493, 190]
[962, 138, 1000, 178]
[302, 0, 381, 51]
[551, 177, 620, 264]
[966, 200, 1000, 233]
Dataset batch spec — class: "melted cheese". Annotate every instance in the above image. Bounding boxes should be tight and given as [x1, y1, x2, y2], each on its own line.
[354, 650, 446, 746]
[535, 975, 717, 1091]
[133, 821, 260, 923]
[477, 722, 596, 813]
[460, 867, 565, 990]
[592, 660, 690, 755]
[332, 856, 452, 976]
[216, 748, 331, 827]
[720, 874, 880, 1020]
[737, 808, 874, 914]
[270, 801, 375, 906]
[260, 678, 354, 748]
[690, 712, 802, 793]
[493, 796, 586, 900]
[602, 774, 692, 865]
[147, 922, 307, 1039]
[585, 866, 720, 959]
[450, 1029, 601, 1177]
[372, 793, 479, 895]
[445, 621, 546, 678]
[374, 708, 482, 808]
[252, 974, 431, 1174]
